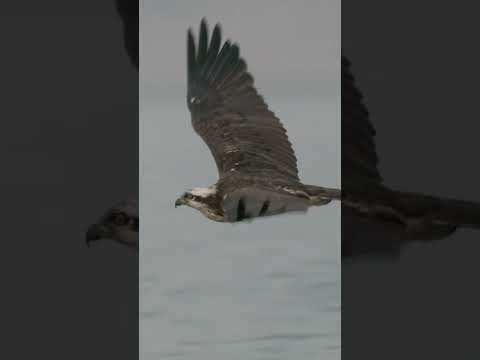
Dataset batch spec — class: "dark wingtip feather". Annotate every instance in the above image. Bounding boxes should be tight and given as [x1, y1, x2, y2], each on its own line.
[212, 42, 240, 83]
[188, 19, 248, 94]
[230, 43, 240, 57]
[213, 22, 222, 37]
[198, 19, 209, 64]
[209, 24, 222, 56]
[202, 23, 222, 76]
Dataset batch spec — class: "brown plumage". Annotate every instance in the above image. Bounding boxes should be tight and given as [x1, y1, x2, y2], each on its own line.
[342, 56, 480, 257]
[176, 19, 340, 222]
[187, 19, 299, 183]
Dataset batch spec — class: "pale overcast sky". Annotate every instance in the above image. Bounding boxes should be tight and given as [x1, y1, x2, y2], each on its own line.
[140, 0, 339, 100]
[140, 1, 340, 359]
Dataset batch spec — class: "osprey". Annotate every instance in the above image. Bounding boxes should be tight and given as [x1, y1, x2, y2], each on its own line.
[85, 1, 139, 250]
[177, 19, 480, 253]
[86, 199, 139, 250]
[342, 56, 480, 257]
[175, 19, 341, 222]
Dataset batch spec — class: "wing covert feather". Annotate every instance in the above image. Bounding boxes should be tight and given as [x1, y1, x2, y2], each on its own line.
[187, 19, 299, 182]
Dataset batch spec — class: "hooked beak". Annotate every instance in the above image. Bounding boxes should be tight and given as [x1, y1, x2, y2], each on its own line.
[86, 223, 113, 247]
[175, 198, 185, 208]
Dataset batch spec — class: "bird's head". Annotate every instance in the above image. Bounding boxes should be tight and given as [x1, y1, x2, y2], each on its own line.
[175, 186, 223, 221]
[86, 199, 138, 250]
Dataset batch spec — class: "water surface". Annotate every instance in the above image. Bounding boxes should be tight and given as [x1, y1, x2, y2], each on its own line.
[141, 98, 340, 359]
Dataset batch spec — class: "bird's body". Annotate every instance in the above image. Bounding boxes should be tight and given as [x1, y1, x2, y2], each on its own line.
[177, 182, 340, 223]
[177, 19, 480, 256]
[87, 17, 480, 255]
[341, 184, 474, 257]
[175, 19, 341, 222]
[341, 56, 480, 257]
[85, 2, 139, 251]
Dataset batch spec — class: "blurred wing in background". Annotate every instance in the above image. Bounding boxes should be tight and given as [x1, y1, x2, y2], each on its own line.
[115, 0, 139, 69]
[342, 56, 382, 189]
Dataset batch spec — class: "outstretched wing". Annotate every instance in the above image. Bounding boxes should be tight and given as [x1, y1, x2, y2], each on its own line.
[186, 19, 299, 183]
[342, 56, 382, 187]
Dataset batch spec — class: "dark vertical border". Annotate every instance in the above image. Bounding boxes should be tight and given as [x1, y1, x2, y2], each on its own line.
[343, 1, 480, 359]
[0, 1, 138, 358]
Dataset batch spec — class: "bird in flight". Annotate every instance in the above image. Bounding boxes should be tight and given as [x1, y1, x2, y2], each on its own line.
[175, 19, 341, 222]
[178, 19, 480, 256]
[86, 15, 480, 255]
[342, 56, 480, 257]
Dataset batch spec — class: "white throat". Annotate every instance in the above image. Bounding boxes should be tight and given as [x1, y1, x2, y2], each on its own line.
[190, 185, 217, 198]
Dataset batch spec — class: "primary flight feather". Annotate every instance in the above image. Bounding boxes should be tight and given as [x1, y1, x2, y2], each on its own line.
[175, 19, 340, 222]
[85, 15, 480, 256]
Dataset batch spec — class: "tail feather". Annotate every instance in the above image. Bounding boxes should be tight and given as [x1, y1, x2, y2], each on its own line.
[351, 186, 480, 229]
[304, 185, 341, 205]
[305, 183, 480, 229]
[398, 191, 480, 229]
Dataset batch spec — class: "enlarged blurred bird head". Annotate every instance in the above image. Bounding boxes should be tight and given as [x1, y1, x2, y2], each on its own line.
[86, 199, 138, 250]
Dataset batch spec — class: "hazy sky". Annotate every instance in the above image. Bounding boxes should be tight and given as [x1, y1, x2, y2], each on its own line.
[140, 1, 340, 359]
[140, 0, 340, 187]
[141, 0, 339, 100]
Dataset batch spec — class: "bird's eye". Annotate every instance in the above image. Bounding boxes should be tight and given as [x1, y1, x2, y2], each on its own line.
[113, 213, 128, 226]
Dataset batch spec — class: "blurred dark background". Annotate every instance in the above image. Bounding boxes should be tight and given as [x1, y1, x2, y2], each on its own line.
[343, 1, 480, 358]
[0, 1, 138, 358]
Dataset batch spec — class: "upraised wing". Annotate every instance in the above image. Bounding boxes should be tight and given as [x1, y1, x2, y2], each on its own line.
[186, 19, 299, 183]
[342, 56, 382, 187]
[115, 0, 138, 69]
